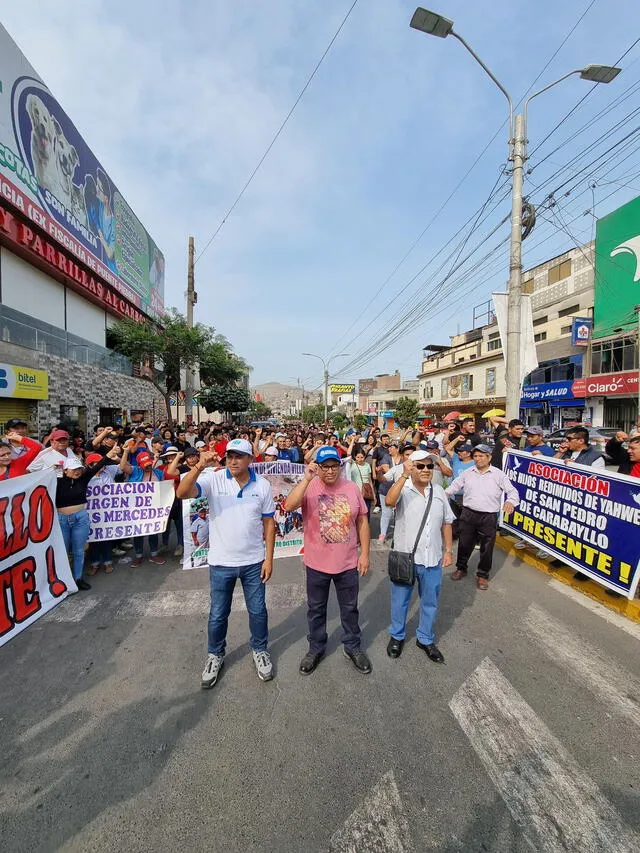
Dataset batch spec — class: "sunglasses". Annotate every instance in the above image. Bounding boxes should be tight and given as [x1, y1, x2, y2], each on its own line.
[320, 463, 340, 470]
[414, 462, 435, 470]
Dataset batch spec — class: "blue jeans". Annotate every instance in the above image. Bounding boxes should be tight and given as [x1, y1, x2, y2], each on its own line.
[380, 502, 394, 538]
[208, 562, 268, 655]
[134, 534, 159, 558]
[58, 510, 90, 580]
[389, 563, 442, 646]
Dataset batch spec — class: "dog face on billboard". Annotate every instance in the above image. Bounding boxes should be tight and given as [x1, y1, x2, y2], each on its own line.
[26, 93, 56, 189]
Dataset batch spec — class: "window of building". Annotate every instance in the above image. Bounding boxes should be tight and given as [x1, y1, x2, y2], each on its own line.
[423, 383, 433, 399]
[460, 374, 474, 397]
[558, 303, 580, 318]
[591, 338, 638, 374]
[526, 356, 581, 385]
[560, 325, 572, 335]
[548, 259, 572, 285]
[441, 378, 448, 398]
[488, 331, 501, 340]
[486, 367, 496, 394]
[533, 315, 548, 327]
[487, 339, 502, 351]
[522, 278, 534, 294]
[534, 332, 547, 342]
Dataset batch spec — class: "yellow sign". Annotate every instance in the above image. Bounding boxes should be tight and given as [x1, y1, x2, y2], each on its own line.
[329, 383, 356, 394]
[0, 363, 48, 399]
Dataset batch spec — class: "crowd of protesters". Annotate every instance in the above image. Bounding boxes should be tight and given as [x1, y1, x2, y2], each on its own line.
[2, 411, 639, 684]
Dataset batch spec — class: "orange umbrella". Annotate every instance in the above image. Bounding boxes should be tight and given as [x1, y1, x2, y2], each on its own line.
[443, 411, 461, 421]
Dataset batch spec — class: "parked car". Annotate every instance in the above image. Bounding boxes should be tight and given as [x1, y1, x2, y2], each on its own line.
[545, 427, 618, 461]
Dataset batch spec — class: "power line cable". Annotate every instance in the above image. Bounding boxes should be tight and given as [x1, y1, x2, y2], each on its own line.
[194, 0, 359, 265]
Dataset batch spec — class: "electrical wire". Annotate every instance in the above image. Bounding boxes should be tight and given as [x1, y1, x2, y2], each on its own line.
[194, 0, 359, 266]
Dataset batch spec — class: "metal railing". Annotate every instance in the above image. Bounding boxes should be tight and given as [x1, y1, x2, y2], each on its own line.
[0, 304, 133, 375]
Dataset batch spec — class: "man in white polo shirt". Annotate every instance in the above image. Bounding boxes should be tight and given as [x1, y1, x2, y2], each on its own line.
[177, 438, 276, 688]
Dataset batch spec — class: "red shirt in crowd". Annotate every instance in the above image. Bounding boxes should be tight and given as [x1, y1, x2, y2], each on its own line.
[2, 437, 43, 479]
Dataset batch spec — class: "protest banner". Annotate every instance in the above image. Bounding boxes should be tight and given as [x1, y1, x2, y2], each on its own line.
[86, 480, 174, 542]
[254, 461, 305, 559]
[501, 450, 640, 598]
[0, 470, 75, 648]
[182, 462, 305, 570]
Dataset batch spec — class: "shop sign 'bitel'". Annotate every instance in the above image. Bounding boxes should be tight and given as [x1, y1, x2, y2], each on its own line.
[0, 24, 164, 320]
[500, 450, 640, 599]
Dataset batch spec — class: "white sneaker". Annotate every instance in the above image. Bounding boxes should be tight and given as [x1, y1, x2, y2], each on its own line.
[112, 547, 126, 556]
[201, 653, 224, 688]
[513, 540, 528, 549]
[536, 550, 550, 561]
[121, 541, 134, 550]
[373, 506, 381, 514]
[173, 544, 184, 558]
[253, 650, 274, 681]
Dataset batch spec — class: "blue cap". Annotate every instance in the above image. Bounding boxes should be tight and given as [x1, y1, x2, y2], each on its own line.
[316, 446, 341, 465]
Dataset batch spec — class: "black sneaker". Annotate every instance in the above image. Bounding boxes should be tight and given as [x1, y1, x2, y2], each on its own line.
[299, 651, 324, 675]
[76, 579, 91, 591]
[416, 640, 445, 664]
[343, 648, 372, 674]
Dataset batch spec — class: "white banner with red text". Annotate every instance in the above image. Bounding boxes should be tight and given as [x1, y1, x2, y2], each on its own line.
[0, 470, 75, 648]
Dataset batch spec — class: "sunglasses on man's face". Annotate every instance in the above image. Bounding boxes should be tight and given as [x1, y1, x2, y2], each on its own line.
[414, 462, 434, 470]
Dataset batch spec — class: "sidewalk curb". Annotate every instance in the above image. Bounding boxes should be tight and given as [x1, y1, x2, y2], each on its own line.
[496, 534, 640, 625]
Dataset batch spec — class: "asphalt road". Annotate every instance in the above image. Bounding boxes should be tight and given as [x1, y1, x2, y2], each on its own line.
[2, 524, 640, 853]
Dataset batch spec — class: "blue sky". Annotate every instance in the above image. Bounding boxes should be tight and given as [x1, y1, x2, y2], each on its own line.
[3, 1, 640, 391]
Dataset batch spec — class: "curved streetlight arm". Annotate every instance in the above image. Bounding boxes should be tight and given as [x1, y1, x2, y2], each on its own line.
[523, 69, 583, 130]
[450, 29, 513, 137]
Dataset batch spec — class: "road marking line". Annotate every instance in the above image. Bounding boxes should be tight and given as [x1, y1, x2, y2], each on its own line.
[45, 583, 307, 623]
[328, 770, 414, 853]
[525, 604, 640, 726]
[450, 657, 640, 853]
[548, 579, 640, 641]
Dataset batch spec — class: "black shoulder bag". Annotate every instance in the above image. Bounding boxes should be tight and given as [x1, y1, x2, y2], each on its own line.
[387, 486, 433, 586]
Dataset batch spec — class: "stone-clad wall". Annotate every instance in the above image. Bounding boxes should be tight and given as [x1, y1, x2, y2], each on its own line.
[35, 353, 166, 433]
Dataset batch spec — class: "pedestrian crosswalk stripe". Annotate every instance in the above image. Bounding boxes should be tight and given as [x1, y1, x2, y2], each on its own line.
[450, 657, 640, 853]
[548, 578, 640, 641]
[328, 770, 414, 853]
[45, 583, 307, 623]
[525, 604, 640, 726]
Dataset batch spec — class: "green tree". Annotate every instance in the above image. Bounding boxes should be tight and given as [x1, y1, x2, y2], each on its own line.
[249, 400, 273, 419]
[199, 385, 250, 416]
[329, 411, 347, 430]
[302, 404, 327, 425]
[354, 413, 369, 431]
[108, 309, 246, 423]
[394, 396, 420, 429]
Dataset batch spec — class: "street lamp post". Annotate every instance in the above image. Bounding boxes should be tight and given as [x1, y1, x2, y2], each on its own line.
[410, 8, 620, 418]
[302, 353, 350, 424]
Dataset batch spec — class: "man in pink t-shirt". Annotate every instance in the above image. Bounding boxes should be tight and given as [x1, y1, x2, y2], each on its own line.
[285, 446, 371, 676]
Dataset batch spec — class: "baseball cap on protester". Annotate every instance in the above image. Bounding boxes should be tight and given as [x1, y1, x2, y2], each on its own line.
[6, 418, 27, 429]
[225, 438, 253, 456]
[85, 452, 103, 465]
[195, 441, 206, 449]
[457, 443, 475, 454]
[525, 426, 544, 436]
[409, 449, 430, 462]
[137, 451, 153, 467]
[50, 429, 70, 441]
[472, 444, 492, 455]
[264, 447, 278, 457]
[63, 457, 84, 470]
[161, 445, 180, 456]
[315, 446, 341, 465]
[424, 440, 440, 451]
[183, 447, 199, 458]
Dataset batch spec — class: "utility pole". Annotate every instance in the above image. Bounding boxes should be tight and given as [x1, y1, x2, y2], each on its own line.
[323, 367, 329, 425]
[504, 112, 525, 419]
[185, 236, 196, 424]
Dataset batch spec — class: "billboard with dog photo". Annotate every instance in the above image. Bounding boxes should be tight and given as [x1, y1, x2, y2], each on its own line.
[0, 24, 164, 320]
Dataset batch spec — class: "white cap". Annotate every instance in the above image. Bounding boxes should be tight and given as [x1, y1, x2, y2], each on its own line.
[275, 432, 286, 439]
[195, 440, 206, 448]
[63, 457, 84, 470]
[225, 438, 253, 456]
[264, 446, 278, 457]
[409, 449, 430, 462]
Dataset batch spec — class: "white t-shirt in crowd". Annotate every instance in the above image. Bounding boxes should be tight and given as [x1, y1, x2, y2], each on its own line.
[28, 447, 77, 477]
[195, 467, 275, 567]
